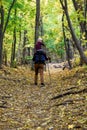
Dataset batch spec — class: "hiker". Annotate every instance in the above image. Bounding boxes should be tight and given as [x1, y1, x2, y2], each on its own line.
[33, 38, 49, 86]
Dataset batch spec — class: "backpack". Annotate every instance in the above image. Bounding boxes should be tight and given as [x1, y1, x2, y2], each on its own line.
[33, 51, 46, 64]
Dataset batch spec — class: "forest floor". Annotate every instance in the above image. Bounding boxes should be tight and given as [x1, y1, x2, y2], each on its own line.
[0, 63, 87, 130]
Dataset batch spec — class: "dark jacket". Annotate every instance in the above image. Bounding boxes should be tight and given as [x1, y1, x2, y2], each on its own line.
[33, 51, 48, 64]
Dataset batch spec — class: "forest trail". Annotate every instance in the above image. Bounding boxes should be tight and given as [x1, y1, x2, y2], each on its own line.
[0, 65, 87, 130]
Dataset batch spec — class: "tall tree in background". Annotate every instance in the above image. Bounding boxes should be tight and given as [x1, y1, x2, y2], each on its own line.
[22, 30, 27, 64]
[31, 0, 40, 70]
[10, 8, 17, 67]
[0, 0, 16, 68]
[62, 12, 72, 69]
[34, 0, 40, 47]
[60, 0, 87, 64]
[0, 2, 4, 68]
[39, 16, 44, 37]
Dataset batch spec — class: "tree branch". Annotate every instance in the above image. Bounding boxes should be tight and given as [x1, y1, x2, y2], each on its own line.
[3, 0, 16, 36]
[51, 88, 87, 100]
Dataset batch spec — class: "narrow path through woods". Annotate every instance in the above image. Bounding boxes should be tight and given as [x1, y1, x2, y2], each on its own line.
[0, 64, 87, 130]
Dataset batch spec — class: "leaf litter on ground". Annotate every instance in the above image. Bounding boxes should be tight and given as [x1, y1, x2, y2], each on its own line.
[0, 65, 87, 130]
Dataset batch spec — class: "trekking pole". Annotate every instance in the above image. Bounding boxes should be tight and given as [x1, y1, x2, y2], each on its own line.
[47, 61, 51, 84]
[44, 47, 51, 84]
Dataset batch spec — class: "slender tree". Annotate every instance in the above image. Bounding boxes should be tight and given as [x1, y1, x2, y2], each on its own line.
[39, 16, 44, 37]
[22, 30, 27, 64]
[10, 8, 17, 67]
[62, 12, 72, 69]
[0, 0, 16, 68]
[0, 4, 4, 68]
[31, 0, 40, 69]
[34, 0, 40, 46]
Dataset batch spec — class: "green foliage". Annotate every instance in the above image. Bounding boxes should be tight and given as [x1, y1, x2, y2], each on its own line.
[84, 50, 87, 57]
[22, 56, 33, 64]
[73, 50, 87, 67]
[3, 0, 35, 62]
[25, 56, 33, 61]
[55, 40, 65, 58]
[3, 0, 86, 64]
[74, 56, 80, 66]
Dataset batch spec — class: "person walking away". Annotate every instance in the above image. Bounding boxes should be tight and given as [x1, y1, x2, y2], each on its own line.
[33, 38, 48, 87]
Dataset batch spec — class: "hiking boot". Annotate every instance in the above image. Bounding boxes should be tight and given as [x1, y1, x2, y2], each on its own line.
[41, 83, 45, 87]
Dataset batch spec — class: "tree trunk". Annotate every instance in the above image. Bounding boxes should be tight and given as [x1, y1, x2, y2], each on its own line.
[3, 48, 7, 66]
[10, 9, 17, 67]
[10, 26, 16, 67]
[60, 0, 87, 64]
[27, 47, 30, 56]
[35, 0, 40, 45]
[0, 5, 4, 68]
[62, 13, 72, 69]
[39, 16, 44, 37]
[22, 30, 27, 64]
[31, 0, 40, 69]
[17, 30, 22, 63]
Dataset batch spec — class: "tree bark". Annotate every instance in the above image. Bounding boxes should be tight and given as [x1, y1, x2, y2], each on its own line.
[3, 48, 7, 66]
[35, 0, 40, 45]
[22, 30, 27, 64]
[10, 9, 17, 67]
[39, 16, 44, 37]
[31, 0, 40, 69]
[62, 13, 72, 69]
[17, 30, 22, 63]
[0, 5, 4, 68]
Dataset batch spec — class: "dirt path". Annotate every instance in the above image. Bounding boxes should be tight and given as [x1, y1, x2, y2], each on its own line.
[0, 65, 87, 130]
[0, 66, 59, 130]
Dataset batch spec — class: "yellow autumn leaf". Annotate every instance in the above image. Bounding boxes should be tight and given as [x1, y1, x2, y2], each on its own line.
[68, 124, 74, 129]
[0, 65, 87, 129]
[36, 127, 43, 130]
[77, 79, 81, 85]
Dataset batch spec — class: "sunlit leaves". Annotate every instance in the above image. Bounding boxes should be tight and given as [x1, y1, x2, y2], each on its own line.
[68, 124, 74, 129]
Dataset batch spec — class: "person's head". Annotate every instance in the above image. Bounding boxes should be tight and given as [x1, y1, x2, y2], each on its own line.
[37, 37, 43, 43]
